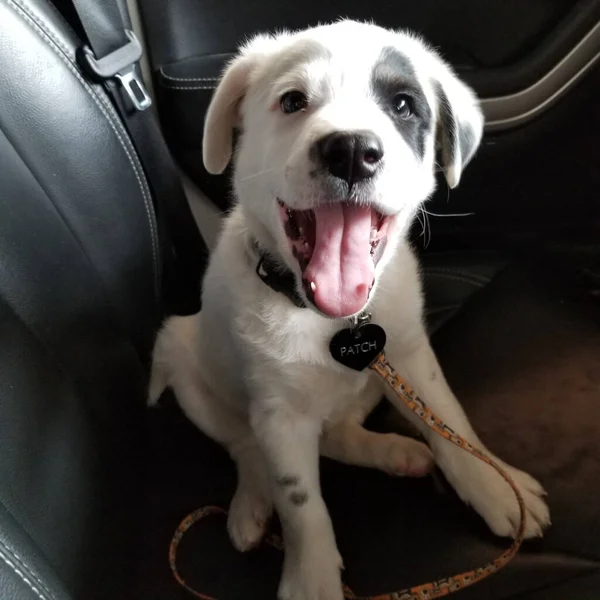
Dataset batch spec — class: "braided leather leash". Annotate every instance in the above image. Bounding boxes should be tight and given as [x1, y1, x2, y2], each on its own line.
[169, 351, 526, 600]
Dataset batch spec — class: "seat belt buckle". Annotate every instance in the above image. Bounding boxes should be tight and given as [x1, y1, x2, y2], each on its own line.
[78, 29, 152, 112]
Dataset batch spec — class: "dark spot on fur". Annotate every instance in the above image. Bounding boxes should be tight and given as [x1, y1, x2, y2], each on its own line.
[261, 406, 277, 419]
[276, 475, 299, 487]
[289, 491, 309, 506]
[370, 47, 432, 159]
[430, 370, 438, 381]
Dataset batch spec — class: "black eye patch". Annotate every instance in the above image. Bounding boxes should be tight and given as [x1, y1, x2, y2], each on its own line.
[370, 47, 433, 159]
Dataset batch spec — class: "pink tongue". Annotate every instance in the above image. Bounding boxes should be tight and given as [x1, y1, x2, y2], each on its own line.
[304, 204, 374, 318]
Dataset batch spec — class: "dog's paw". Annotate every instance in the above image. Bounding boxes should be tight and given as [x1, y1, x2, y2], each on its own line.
[227, 484, 272, 552]
[278, 539, 344, 600]
[450, 456, 550, 539]
[478, 464, 550, 539]
[381, 434, 435, 478]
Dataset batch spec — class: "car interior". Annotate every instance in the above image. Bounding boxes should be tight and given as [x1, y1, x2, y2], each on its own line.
[1, 0, 599, 598]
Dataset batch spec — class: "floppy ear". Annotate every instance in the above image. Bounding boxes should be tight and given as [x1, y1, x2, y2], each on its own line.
[202, 55, 256, 175]
[434, 66, 484, 189]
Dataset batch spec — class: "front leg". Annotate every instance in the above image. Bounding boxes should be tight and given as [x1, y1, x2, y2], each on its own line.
[321, 418, 434, 477]
[250, 401, 344, 600]
[381, 332, 550, 539]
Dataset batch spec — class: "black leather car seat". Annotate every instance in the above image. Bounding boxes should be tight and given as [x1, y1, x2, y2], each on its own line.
[0, 0, 160, 597]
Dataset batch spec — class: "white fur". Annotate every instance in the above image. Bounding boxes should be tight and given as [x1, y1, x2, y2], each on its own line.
[152, 20, 549, 600]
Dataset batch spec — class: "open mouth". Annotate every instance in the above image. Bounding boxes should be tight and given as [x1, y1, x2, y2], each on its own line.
[279, 199, 393, 318]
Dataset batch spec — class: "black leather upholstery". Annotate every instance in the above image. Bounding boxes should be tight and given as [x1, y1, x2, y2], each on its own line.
[0, 0, 158, 597]
[1, 0, 599, 599]
[139, 0, 591, 95]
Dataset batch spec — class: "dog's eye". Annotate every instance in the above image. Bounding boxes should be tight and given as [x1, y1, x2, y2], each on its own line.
[391, 93, 414, 118]
[280, 91, 308, 114]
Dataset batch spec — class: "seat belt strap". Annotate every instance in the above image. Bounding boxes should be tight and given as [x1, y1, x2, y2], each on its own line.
[69, 0, 208, 317]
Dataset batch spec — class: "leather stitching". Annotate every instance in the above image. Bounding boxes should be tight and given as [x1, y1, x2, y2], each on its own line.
[160, 83, 216, 91]
[159, 68, 219, 83]
[0, 540, 57, 600]
[4, 0, 160, 297]
[0, 546, 51, 600]
[2, 0, 161, 301]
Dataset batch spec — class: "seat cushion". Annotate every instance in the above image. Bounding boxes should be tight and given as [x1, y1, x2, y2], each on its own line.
[0, 0, 161, 597]
[431, 252, 600, 563]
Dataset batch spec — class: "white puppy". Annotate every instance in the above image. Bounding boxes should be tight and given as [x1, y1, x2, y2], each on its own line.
[150, 20, 550, 600]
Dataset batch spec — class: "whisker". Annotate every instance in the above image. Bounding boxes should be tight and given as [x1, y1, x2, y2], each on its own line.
[423, 208, 432, 249]
[238, 168, 277, 182]
[416, 207, 431, 249]
[415, 209, 426, 240]
[421, 209, 475, 218]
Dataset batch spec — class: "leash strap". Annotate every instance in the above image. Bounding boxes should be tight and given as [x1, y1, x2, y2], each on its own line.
[169, 351, 526, 600]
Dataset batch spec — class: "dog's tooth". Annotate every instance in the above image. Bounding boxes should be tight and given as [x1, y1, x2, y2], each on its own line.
[299, 226, 304, 236]
[310, 281, 317, 292]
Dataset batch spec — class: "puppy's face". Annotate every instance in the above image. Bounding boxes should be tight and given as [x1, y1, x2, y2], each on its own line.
[204, 21, 483, 319]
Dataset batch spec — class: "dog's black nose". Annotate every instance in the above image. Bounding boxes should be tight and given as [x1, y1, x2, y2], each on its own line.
[316, 131, 384, 187]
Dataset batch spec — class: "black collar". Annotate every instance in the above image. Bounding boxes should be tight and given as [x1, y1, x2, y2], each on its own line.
[253, 243, 372, 330]
[254, 246, 307, 309]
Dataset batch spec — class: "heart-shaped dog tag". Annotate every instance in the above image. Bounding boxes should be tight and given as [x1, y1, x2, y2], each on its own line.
[329, 324, 386, 371]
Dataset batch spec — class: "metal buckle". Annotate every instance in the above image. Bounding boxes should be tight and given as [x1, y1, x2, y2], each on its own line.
[115, 68, 152, 111]
[79, 29, 152, 112]
[351, 312, 371, 337]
